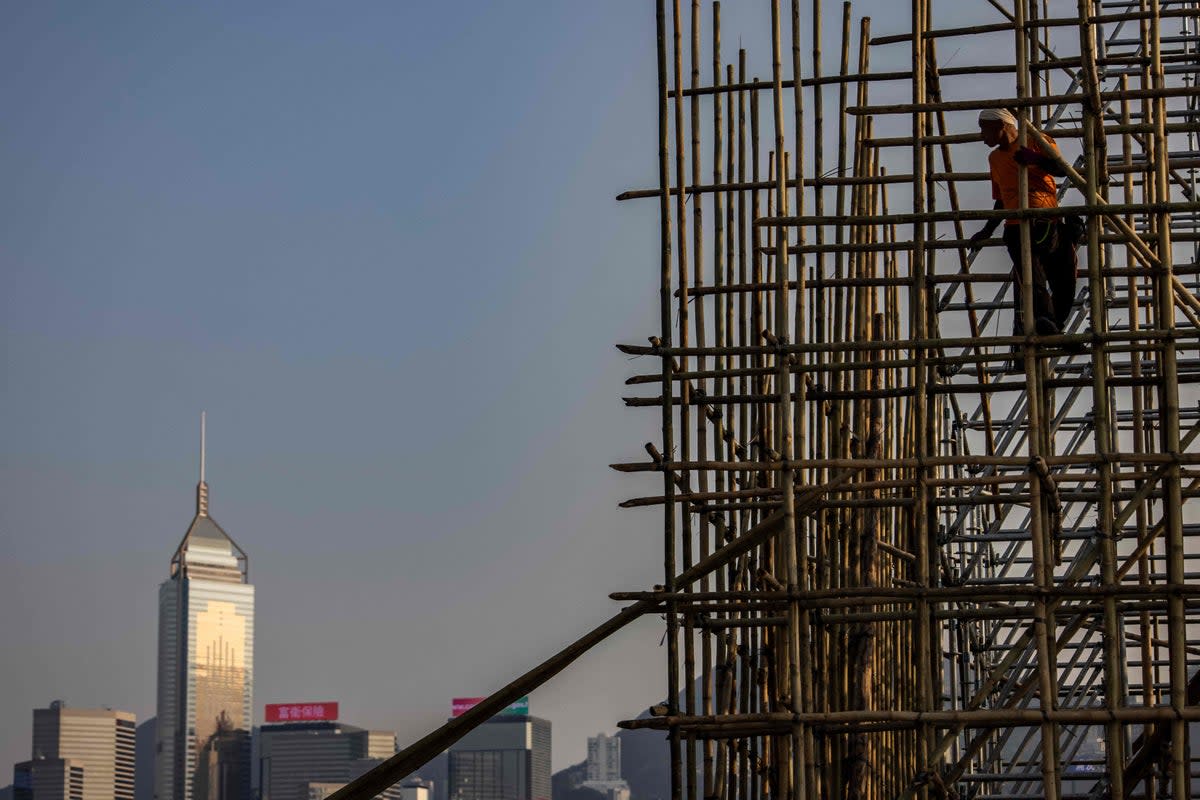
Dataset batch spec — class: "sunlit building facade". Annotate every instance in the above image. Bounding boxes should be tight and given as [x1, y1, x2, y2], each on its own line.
[14, 702, 134, 800]
[156, 421, 254, 800]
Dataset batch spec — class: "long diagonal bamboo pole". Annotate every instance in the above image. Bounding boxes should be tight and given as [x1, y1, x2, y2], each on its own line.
[325, 474, 849, 800]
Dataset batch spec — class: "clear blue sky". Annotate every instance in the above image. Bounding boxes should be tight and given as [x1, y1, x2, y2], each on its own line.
[1, 0, 991, 775]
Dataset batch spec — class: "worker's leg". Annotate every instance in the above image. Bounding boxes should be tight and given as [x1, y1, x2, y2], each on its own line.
[1045, 235, 1079, 330]
[1004, 225, 1055, 334]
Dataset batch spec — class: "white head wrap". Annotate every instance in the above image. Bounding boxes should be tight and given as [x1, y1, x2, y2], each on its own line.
[979, 108, 1017, 127]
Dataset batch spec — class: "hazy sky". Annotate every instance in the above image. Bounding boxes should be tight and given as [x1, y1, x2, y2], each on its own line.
[1, 0, 999, 775]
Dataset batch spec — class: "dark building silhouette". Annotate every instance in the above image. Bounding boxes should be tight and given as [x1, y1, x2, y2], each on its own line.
[448, 716, 550, 800]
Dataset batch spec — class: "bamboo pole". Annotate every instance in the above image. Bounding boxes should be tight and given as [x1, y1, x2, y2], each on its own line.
[1075, 1, 1127, 790]
[661, 4, 682, 800]
[1148, 3, 1189, 797]
[682, 5, 702, 798]
[705, 6, 722, 798]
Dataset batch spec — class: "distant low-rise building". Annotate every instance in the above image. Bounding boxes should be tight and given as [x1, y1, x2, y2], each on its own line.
[258, 721, 396, 800]
[397, 782, 429, 800]
[13, 759, 85, 800]
[580, 734, 627, 800]
[14, 702, 135, 800]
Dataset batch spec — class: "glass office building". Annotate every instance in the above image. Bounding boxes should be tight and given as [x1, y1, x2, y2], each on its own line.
[447, 716, 550, 800]
[156, 429, 254, 800]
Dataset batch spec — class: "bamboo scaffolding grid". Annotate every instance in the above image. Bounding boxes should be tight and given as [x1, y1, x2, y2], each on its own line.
[611, 1, 1200, 797]
[326, 3, 1200, 800]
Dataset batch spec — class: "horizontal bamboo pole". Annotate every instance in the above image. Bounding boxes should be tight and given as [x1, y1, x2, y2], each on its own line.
[785, 230, 1200, 256]
[624, 341, 1182, 384]
[624, 482, 1200, 509]
[618, 705, 1200, 731]
[869, 6, 1199, 44]
[674, 64, 1016, 99]
[621, 129, 1200, 202]
[610, 583, 1200, 605]
[756, 200, 1192, 228]
[615, 325, 1200, 357]
[667, 43, 1200, 98]
[866, 118, 1200, 147]
[822, 599, 1187, 624]
[847, 84, 1196, 115]
[622, 370, 1200, 406]
[612, 452, 1200, 473]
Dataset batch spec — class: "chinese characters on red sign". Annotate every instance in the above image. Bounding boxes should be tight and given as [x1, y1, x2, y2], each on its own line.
[265, 702, 339, 722]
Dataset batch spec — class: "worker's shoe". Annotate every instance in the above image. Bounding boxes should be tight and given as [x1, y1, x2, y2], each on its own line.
[1061, 326, 1090, 354]
[1035, 316, 1060, 336]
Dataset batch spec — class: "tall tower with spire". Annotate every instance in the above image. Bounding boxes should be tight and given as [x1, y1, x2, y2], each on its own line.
[156, 414, 254, 800]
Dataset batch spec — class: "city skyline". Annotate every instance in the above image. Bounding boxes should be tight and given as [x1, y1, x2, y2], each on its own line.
[2, 417, 639, 782]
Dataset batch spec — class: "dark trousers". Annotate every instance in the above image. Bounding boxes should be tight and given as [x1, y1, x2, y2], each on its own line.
[1003, 222, 1078, 334]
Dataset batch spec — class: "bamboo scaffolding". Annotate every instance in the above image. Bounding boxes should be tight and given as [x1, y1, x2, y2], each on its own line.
[331, 4, 1200, 800]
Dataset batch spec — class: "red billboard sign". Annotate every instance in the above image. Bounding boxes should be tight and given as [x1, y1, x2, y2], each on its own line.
[265, 702, 339, 723]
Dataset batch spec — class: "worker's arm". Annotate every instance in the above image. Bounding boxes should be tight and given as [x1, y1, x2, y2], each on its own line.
[1013, 146, 1067, 177]
[969, 200, 1004, 251]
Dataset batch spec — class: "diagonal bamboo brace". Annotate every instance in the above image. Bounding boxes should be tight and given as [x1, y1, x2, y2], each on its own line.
[324, 471, 850, 800]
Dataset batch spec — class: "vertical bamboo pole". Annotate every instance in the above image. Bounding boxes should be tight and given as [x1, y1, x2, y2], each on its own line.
[834, 20, 860, 790]
[832, 1, 853, 398]
[676, 4, 698, 798]
[737, 49, 750, 566]
[750, 86, 767, 508]
[1073, 2, 1125, 791]
[705, 6, 723, 798]
[1148, 2, 1188, 796]
[655, 4, 682, 800]
[727, 60, 736, 480]
[735, 45, 750, 800]
[785, 4, 816, 795]
[808, 7, 829, 791]
[1011, 3, 1060, 793]
[1122, 75, 1158, 800]
[909, 0, 934, 795]
[769, 2, 801, 795]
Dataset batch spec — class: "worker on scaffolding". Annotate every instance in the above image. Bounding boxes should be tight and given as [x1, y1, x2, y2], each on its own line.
[969, 108, 1078, 340]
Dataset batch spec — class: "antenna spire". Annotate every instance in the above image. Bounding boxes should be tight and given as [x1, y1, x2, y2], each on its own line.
[197, 412, 209, 517]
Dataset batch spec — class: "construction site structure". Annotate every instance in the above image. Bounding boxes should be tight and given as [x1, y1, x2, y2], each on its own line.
[329, 2, 1200, 799]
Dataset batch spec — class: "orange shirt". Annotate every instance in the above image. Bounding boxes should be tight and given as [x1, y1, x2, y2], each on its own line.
[989, 136, 1060, 225]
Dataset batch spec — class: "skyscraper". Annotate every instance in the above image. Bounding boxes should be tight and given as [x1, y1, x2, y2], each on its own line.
[156, 416, 254, 800]
[13, 702, 134, 800]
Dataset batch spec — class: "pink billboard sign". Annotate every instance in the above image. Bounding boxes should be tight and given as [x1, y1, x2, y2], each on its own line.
[265, 702, 339, 722]
[451, 697, 528, 717]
